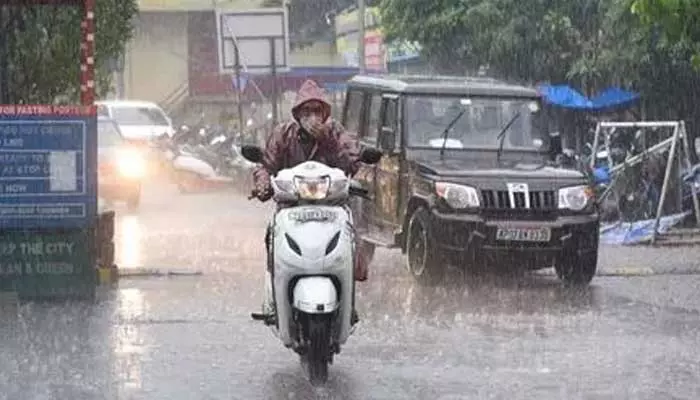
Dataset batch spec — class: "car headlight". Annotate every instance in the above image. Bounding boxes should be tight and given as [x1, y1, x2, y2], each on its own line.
[117, 149, 146, 178]
[294, 176, 330, 200]
[558, 185, 594, 211]
[435, 182, 480, 208]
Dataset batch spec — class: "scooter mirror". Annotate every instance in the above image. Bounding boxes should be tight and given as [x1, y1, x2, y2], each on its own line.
[359, 147, 382, 165]
[241, 145, 264, 163]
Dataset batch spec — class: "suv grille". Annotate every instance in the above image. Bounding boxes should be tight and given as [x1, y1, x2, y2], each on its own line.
[481, 190, 556, 210]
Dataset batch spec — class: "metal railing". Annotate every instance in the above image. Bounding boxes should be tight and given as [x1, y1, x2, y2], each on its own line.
[161, 81, 189, 115]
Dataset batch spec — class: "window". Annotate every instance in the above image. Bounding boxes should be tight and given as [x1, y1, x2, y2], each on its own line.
[343, 89, 363, 134]
[382, 98, 398, 130]
[111, 106, 169, 126]
[97, 105, 109, 117]
[365, 93, 382, 141]
[404, 95, 543, 149]
[380, 97, 400, 149]
[98, 121, 124, 148]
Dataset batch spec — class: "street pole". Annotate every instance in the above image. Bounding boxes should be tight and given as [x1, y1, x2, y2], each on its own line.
[269, 37, 278, 127]
[358, 0, 366, 73]
[0, 6, 8, 103]
[234, 45, 245, 132]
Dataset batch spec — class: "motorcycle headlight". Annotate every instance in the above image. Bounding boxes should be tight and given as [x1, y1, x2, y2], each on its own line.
[558, 185, 594, 211]
[117, 149, 146, 178]
[294, 176, 331, 200]
[435, 182, 480, 208]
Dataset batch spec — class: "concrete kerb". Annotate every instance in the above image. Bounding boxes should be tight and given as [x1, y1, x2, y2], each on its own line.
[117, 267, 204, 278]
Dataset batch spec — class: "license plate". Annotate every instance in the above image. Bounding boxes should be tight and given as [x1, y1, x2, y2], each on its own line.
[496, 227, 551, 242]
[288, 209, 337, 223]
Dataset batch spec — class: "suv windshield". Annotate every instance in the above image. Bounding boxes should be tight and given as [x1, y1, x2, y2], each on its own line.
[405, 95, 545, 150]
[98, 120, 124, 148]
[111, 105, 169, 126]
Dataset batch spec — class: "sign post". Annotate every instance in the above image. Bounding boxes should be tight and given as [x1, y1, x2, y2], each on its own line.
[216, 8, 290, 127]
[0, 0, 100, 300]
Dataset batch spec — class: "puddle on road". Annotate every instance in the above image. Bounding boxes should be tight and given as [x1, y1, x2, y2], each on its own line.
[113, 288, 147, 395]
[116, 215, 143, 269]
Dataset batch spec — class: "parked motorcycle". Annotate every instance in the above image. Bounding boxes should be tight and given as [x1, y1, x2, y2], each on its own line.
[241, 145, 381, 385]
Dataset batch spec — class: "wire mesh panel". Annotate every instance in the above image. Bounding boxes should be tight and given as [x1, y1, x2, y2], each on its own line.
[593, 121, 699, 236]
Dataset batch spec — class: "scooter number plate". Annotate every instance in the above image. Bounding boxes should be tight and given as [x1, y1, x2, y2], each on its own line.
[288, 209, 336, 223]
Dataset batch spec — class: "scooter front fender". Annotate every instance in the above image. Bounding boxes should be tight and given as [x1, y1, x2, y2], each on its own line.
[292, 277, 338, 314]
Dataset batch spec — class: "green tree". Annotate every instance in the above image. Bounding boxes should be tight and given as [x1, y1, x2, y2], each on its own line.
[2, 1, 137, 104]
[631, 0, 700, 66]
[379, 0, 606, 88]
[378, 0, 697, 100]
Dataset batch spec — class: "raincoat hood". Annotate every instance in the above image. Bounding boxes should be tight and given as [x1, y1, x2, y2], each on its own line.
[291, 80, 331, 123]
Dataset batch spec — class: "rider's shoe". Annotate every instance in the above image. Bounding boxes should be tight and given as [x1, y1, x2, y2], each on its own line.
[351, 308, 359, 325]
[250, 311, 276, 325]
[251, 300, 277, 325]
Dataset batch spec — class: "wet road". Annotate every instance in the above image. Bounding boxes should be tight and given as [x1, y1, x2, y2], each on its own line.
[2, 184, 700, 399]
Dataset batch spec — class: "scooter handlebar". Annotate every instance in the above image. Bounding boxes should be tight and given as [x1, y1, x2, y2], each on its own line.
[248, 182, 369, 201]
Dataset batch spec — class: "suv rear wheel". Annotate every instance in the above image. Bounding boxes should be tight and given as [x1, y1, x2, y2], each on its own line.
[405, 207, 444, 284]
[555, 253, 597, 286]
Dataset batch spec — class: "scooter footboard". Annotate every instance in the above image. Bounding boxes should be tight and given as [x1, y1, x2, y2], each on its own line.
[292, 277, 338, 314]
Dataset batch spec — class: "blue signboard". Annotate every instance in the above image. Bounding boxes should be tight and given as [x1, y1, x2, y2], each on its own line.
[0, 106, 97, 229]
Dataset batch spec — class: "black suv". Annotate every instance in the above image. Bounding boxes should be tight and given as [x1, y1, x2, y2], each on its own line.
[344, 75, 599, 285]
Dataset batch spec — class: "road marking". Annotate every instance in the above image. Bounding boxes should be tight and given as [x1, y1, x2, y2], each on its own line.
[536, 267, 700, 277]
[118, 267, 203, 278]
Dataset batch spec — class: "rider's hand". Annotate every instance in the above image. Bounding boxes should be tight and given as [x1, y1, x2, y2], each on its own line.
[255, 183, 274, 202]
[307, 120, 330, 137]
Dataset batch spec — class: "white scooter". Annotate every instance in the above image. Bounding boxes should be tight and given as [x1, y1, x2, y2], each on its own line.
[241, 145, 381, 385]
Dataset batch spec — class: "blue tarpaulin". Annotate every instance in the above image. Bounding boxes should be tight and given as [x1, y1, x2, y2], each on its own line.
[599, 211, 690, 245]
[589, 87, 640, 109]
[538, 84, 639, 111]
[538, 85, 592, 109]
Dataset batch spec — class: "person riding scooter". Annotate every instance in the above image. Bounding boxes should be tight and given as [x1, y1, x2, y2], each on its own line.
[250, 79, 371, 321]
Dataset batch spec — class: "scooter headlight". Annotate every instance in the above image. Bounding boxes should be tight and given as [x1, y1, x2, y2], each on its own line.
[293, 176, 331, 200]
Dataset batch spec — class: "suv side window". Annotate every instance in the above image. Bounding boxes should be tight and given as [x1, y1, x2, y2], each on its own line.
[342, 89, 363, 134]
[365, 93, 382, 143]
[378, 96, 400, 150]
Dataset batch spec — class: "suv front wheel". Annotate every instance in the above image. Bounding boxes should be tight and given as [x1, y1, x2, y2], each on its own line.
[405, 207, 444, 284]
[555, 253, 597, 286]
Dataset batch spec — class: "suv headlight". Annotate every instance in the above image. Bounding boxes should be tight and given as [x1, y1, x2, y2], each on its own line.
[558, 185, 594, 211]
[294, 176, 330, 200]
[435, 182, 480, 208]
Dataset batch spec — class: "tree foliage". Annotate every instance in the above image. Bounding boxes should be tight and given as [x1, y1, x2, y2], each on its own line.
[378, 0, 700, 126]
[631, 0, 700, 66]
[2, 1, 137, 104]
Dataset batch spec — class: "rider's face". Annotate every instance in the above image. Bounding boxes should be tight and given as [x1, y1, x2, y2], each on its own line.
[298, 101, 325, 122]
[298, 101, 327, 138]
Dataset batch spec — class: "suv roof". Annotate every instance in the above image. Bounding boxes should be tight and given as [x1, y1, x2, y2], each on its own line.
[348, 74, 539, 98]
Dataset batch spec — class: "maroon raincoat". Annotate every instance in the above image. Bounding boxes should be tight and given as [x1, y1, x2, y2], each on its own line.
[253, 80, 361, 193]
[252, 80, 372, 281]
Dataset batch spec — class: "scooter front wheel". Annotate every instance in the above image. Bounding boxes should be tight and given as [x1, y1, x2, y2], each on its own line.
[300, 314, 332, 386]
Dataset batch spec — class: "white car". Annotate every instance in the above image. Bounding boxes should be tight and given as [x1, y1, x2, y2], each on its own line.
[97, 100, 174, 142]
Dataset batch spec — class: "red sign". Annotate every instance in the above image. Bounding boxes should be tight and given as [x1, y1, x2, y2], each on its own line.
[2, 0, 83, 4]
[364, 32, 386, 71]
